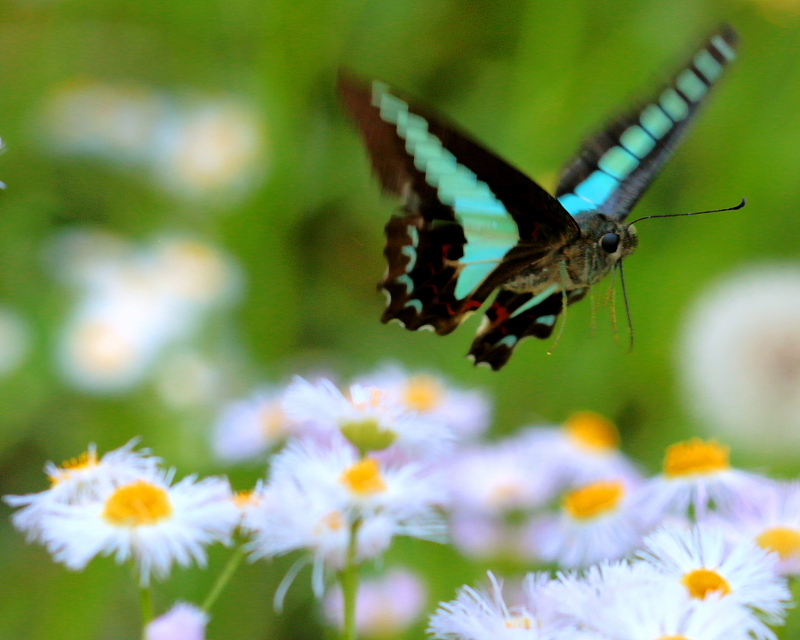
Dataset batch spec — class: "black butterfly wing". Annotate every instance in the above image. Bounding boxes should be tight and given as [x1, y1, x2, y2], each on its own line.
[468, 287, 589, 370]
[556, 25, 738, 220]
[338, 72, 579, 335]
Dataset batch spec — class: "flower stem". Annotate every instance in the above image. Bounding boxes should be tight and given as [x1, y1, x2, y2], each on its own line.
[339, 518, 363, 640]
[140, 585, 154, 640]
[202, 543, 248, 612]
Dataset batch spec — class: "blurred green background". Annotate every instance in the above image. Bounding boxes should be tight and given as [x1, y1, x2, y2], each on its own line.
[1, 0, 800, 637]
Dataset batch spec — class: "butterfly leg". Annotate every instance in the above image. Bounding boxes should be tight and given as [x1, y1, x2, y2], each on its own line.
[546, 261, 573, 356]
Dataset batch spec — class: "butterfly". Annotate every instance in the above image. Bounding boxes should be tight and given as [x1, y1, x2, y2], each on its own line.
[339, 26, 737, 370]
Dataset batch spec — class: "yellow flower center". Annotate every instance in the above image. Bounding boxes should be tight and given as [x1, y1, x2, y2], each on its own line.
[565, 411, 619, 451]
[49, 449, 99, 484]
[233, 490, 260, 509]
[352, 387, 386, 411]
[657, 637, 691, 640]
[663, 438, 730, 478]
[682, 568, 731, 599]
[258, 404, 286, 438]
[757, 526, 800, 560]
[318, 510, 345, 533]
[403, 375, 444, 413]
[504, 616, 534, 630]
[563, 480, 626, 521]
[103, 480, 173, 527]
[77, 321, 136, 373]
[340, 458, 388, 496]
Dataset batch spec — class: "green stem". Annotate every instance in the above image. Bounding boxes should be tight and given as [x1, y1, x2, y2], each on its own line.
[140, 585, 154, 640]
[339, 518, 363, 640]
[202, 544, 248, 612]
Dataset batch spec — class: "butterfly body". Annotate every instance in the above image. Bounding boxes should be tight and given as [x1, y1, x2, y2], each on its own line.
[340, 26, 737, 369]
[504, 215, 639, 294]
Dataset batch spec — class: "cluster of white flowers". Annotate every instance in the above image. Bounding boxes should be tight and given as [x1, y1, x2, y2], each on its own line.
[212, 364, 490, 462]
[50, 229, 241, 392]
[430, 520, 791, 640]
[43, 81, 265, 199]
[7, 365, 800, 640]
[442, 409, 781, 571]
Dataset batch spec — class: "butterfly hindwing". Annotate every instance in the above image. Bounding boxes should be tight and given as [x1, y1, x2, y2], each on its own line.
[556, 26, 737, 220]
[339, 73, 579, 334]
[468, 287, 589, 370]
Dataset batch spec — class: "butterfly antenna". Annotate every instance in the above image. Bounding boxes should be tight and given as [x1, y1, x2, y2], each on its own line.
[589, 288, 597, 338]
[608, 280, 619, 343]
[618, 260, 635, 352]
[627, 197, 746, 228]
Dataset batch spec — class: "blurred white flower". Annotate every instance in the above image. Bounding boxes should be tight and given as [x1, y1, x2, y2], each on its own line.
[354, 365, 491, 440]
[7, 457, 239, 585]
[638, 523, 790, 637]
[446, 440, 557, 517]
[43, 81, 265, 201]
[634, 438, 767, 522]
[152, 100, 263, 197]
[680, 266, 800, 454]
[53, 230, 241, 393]
[146, 602, 208, 640]
[282, 376, 453, 457]
[154, 350, 225, 410]
[323, 568, 427, 637]
[519, 411, 639, 489]
[212, 387, 294, 462]
[525, 476, 645, 568]
[709, 481, 800, 575]
[0, 306, 31, 376]
[45, 81, 163, 164]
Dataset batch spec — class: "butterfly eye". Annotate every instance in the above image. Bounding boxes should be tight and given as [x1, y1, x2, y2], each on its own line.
[600, 232, 620, 253]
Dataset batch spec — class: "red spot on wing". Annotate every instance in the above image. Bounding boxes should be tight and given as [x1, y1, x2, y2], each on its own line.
[464, 299, 481, 311]
[490, 302, 510, 325]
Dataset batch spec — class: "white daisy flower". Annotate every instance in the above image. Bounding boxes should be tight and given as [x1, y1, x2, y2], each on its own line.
[13, 467, 239, 585]
[584, 574, 753, 640]
[282, 376, 453, 457]
[146, 602, 208, 640]
[525, 476, 645, 567]
[354, 365, 491, 439]
[680, 266, 800, 456]
[547, 559, 666, 624]
[212, 387, 294, 462]
[519, 411, 639, 489]
[246, 438, 446, 596]
[634, 438, 768, 522]
[448, 511, 517, 560]
[638, 523, 791, 637]
[445, 439, 558, 517]
[709, 481, 800, 575]
[428, 572, 574, 640]
[5, 440, 160, 539]
[268, 438, 446, 518]
[323, 568, 427, 637]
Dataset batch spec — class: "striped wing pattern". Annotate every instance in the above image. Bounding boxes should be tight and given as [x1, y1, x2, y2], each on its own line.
[468, 287, 588, 370]
[338, 74, 579, 335]
[556, 26, 738, 220]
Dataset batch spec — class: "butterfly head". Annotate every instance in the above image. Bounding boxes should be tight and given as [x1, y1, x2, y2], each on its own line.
[575, 214, 638, 285]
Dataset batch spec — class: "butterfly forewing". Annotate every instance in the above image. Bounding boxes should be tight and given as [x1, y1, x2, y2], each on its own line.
[339, 73, 578, 334]
[556, 26, 738, 220]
